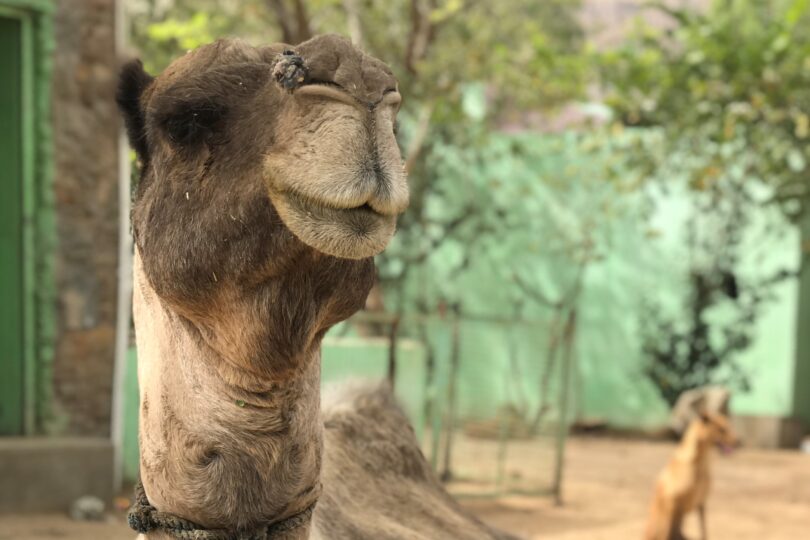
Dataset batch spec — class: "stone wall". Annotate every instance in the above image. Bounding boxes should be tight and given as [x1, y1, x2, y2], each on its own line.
[50, 0, 119, 435]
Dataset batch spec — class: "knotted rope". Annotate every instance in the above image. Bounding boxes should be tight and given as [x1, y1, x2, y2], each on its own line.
[127, 482, 316, 539]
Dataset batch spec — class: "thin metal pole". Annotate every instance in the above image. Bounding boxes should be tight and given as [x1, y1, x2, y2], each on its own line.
[111, 0, 133, 494]
[440, 306, 461, 482]
[386, 315, 400, 386]
[496, 408, 508, 493]
[552, 308, 576, 506]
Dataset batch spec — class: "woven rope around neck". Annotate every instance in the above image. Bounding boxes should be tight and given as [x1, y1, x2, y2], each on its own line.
[127, 481, 316, 540]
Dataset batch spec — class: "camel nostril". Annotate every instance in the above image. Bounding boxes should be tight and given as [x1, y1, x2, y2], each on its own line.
[352, 203, 374, 213]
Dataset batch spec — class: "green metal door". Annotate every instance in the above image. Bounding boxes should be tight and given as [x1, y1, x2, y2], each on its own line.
[0, 15, 25, 435]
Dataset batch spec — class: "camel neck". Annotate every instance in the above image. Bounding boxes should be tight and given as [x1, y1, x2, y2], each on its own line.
[132, 251, 321, 537]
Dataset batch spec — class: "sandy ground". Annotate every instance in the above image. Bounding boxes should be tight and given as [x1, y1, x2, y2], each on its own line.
[459, 436, 810, 540]
[1, 437, 807, 539]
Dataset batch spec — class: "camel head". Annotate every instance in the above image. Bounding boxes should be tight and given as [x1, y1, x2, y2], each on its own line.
[118, 35, 408, 286]
[120, 34, 407, 262]
[118, 36, 407, 368]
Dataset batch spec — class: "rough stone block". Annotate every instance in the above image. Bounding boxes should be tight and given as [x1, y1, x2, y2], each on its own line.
[0, 437, 113, 513]
[732, 415, 806, 449]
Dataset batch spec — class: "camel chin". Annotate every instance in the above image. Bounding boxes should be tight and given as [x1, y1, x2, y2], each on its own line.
[269, 188, 397, 260]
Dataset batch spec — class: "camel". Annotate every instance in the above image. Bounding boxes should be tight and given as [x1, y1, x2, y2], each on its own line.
[117, 34, 517, 540]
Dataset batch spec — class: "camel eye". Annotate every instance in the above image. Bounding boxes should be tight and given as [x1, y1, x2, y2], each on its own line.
[156, 101, 229, 147]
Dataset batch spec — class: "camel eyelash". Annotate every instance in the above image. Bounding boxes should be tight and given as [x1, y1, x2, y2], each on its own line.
[307, 79, 345, 91]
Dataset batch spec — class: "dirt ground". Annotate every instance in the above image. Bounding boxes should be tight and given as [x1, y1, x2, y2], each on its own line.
[1, 437, 807, 540]
[459, 436, 810, 540]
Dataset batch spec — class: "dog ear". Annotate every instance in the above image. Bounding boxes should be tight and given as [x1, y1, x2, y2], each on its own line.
[691, 395, 710, 422]
[116, 59, 154, 162]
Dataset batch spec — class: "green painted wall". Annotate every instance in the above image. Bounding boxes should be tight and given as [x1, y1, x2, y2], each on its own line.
[321, 336, 427, 436]
[387, 134, 805, 430]
[575, 186, 801, 426]
[122, 347, 140, 483]
[733, 277, 799, 417]
[793, 213, 810, 425]
[424, 317, 568, 428]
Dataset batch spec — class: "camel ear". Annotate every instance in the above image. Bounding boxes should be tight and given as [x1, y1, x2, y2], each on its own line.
[116, 59, 154, 161]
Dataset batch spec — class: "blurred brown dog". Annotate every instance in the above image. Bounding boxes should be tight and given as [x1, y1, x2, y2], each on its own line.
[644, 405, 738, 540]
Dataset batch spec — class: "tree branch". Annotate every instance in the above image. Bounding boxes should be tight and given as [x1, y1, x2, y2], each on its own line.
[292, 0, 312, 43]
[404, 101, 435, 175]
[512, 273, 562, 309]
[267, 0, 312, 44]
[403, 205, 476, 265]
[405, 0, 435, 75]
[342, 0, 364, 46]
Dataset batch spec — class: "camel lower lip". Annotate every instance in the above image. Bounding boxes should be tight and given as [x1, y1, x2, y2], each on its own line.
[268, 187, 397, 259]
[284, 191, 391, 234]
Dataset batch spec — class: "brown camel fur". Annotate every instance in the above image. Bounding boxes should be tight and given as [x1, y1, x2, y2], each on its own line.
[643, 407, 738, 540]
[118, 35, 516, 540]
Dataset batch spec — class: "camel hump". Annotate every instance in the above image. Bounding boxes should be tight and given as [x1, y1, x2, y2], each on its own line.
[317, 380, 521, 540]
[321, 380, 430, 480]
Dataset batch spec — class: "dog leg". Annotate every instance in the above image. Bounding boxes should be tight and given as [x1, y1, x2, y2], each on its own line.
[698, 504, 707, 540]
[668, 508, 687, 540]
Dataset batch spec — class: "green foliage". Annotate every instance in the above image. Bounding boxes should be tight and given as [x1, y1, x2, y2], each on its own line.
[599, 0, 810, 404]
[146, 12, 217, 53]
[600, 0, 810, 221]
[129, 0, 586, 114]
[641, 267, 757, 407]
[128, 0, 277, 73]
[406, 0, 585, 111]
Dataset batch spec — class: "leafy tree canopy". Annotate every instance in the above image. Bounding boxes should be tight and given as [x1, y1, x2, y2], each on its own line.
[600, 0, 810, 221]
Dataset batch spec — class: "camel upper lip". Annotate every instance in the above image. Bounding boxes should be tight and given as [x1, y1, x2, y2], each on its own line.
[284, 190, 386, 218]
